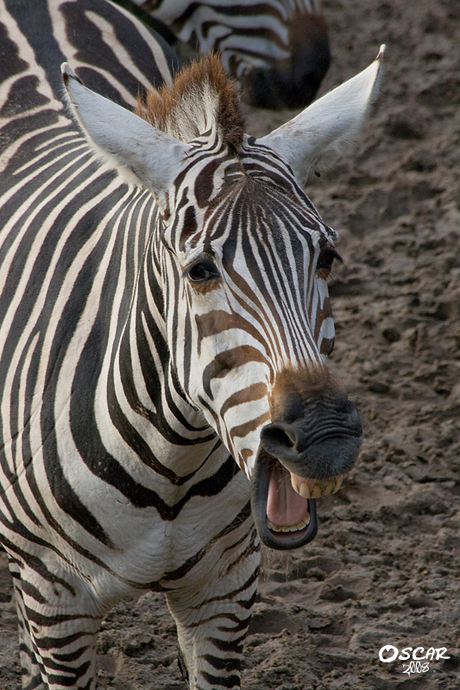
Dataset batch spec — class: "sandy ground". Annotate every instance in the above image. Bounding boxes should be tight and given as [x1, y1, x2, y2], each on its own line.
[1, 0, 459, 687]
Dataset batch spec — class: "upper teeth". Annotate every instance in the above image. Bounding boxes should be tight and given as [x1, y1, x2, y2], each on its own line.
[291, 474, 344, 499]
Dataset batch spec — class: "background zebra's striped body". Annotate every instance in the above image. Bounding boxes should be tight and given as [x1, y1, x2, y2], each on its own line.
[125, 0, 330, 108]
[0, 1, 381, 688]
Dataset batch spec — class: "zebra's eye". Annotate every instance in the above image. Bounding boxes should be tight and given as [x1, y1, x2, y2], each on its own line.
[185, 257, 219, 283]
[316, 245, 343, 279]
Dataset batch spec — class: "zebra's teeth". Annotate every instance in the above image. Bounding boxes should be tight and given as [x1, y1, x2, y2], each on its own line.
[310, 483, 322, 498]
[322, 478, 335, 496]
[299, 482, 311, 499]
[291, 474, 344, 498]
[298, 514, 310, 529]
[333, 474, 344, 493]
[266, 513, 310, 533]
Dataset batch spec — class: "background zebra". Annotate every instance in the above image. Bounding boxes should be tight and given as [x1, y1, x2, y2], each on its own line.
[0, 0, 382, 688]
[120, 0, 331, 109]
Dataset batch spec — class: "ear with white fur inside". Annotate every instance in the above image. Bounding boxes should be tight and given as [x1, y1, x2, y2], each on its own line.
[259, 46, 385, 186]
[61, 63, 190, 200]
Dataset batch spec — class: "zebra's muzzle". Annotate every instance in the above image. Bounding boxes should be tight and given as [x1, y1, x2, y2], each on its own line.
[251, 396, 362, 550]
[260, 398, 363, 480]
[265, 366, 363, 478]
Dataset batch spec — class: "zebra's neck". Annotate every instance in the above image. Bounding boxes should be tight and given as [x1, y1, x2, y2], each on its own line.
[94, 204, 220, 485]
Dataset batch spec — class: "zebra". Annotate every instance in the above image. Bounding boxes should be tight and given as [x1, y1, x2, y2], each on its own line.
[0, 0, 384, 687]
[121, 0, 331, 109]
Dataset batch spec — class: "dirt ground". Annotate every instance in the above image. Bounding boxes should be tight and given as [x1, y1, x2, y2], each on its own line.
[1, 0, 459, 688]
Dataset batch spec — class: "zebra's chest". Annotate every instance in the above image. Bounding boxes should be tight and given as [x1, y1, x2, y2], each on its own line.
[104, 471, 251, 583]
[50, 466, 252, 598]
[10, 424, 251, 590]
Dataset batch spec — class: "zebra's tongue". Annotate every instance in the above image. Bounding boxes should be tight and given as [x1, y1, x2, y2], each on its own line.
[266, 463, 309, 528]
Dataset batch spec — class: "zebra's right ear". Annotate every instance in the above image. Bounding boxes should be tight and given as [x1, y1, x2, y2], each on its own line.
[258, 46, 385, 187]
[62, 64, 190, 202]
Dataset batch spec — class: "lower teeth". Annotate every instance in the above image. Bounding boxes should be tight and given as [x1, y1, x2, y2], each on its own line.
[266, 513, 310, 533]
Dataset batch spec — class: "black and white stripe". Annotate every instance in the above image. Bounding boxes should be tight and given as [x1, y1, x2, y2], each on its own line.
[0, 1, 382, 687]
[126, 0, 330, 108]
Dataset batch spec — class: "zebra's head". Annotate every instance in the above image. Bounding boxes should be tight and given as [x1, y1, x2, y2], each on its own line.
[235, 1, 331, 109]
[63, 48, 384, 550]
[165, 0, 330, 110]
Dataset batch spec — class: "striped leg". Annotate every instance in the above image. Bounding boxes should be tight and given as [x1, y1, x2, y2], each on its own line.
[166, 534, 260, 690]
[9, 557, 45, 690]
[7, 556, 101, 690]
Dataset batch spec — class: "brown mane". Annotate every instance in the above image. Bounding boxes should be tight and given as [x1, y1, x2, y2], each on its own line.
[134, 53, 245, 156]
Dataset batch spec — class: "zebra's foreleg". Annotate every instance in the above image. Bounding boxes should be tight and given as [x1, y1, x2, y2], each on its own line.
[165, 533, 260, 690]
[9, 556, 46, 690]
[7, 556, 102, 690]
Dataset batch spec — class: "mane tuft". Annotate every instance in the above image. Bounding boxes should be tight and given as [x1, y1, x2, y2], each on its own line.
[135, 54, 245, 156]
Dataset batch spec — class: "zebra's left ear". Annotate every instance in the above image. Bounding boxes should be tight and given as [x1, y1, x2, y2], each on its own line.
[258, 46, 385, 186]
[62, 64, 190, 203]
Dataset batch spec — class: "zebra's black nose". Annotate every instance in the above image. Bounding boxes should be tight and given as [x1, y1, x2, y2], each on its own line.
[260, 398, 363, 479]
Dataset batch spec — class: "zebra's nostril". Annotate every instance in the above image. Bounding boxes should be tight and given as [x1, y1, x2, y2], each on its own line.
[261, 423, 298, 452]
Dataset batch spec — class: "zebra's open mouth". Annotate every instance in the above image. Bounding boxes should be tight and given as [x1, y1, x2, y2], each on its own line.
[252, 452, 343, 550]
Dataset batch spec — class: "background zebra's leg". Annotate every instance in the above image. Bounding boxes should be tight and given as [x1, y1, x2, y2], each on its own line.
[165, 537, 260, 690]
[6, 556, 102, 690]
